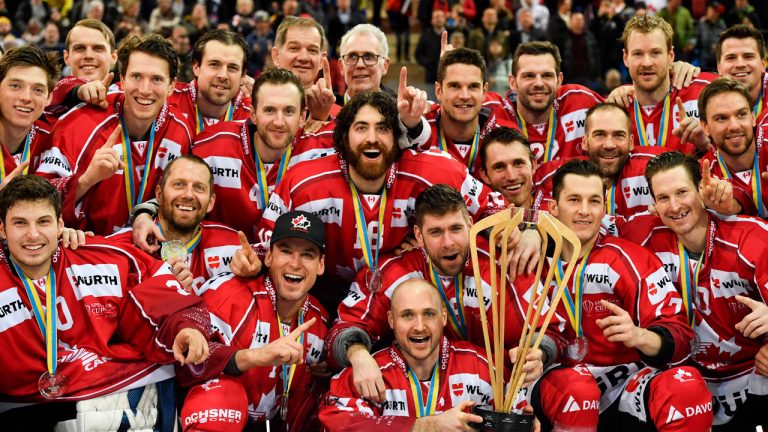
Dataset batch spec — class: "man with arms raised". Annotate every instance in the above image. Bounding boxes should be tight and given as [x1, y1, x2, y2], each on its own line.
[110, 155, 240, 294]
[181, 211, 329, 432]
[620, 15, 712, 153]
[530, 160, 712, 431]
[37, 34, 192, 235]
[319, 279, 494, 430]
[237, 91, 505, 314]
[502, 41, 603, 164]
[0, 46, 58, 180]
[0, 175, 221, 429]
[624, 151, 768, 430]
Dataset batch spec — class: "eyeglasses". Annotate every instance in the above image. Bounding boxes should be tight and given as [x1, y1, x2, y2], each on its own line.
[342, 53, 383, 66]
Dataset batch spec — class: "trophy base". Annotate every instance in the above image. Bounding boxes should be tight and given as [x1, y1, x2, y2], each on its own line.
[470, 406, 535, 432]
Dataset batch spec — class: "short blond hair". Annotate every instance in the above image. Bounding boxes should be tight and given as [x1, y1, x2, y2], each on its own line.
[620, 15, 673, 53]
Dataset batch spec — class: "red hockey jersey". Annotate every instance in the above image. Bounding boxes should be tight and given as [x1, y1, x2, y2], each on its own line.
[168, 80, 251, 136]
[0, 120, 52, 178]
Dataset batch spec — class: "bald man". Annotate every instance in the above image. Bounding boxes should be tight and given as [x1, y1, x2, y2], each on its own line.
[321, 279, 497, 430]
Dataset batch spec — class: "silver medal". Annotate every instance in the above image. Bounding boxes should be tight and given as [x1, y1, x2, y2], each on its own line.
[161, 239, 188, 262]
[280, 394, 289, 420]
[566, 336, 588, 362]
[366, 267, 382, 293]
[38, 371, 67, 399]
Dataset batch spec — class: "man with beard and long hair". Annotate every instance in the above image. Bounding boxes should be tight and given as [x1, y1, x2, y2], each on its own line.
[497, 41, 604, 164]
[698, 77, 766, 217]
[243, 91, 506, 314]
[109, 155, 240, 294]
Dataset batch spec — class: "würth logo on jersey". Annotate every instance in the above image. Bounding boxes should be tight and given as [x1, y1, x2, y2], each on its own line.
[623, 186, 631, 199]
[451, 383, 463, 397]
[291, 214, 311, 231]
[207, 256, 220, 270]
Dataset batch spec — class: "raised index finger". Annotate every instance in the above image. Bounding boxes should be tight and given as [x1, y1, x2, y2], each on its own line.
[289, 317, 317, 339]
[600, 299, 625, 316]
[101, 71, 114, 87]
[104, 124, 122, 149]
[322, 55, 332, 90]
[701, 159, 712, 186]
[676, 97, 687, 122]
[440, 30, 448, 55]
[237, 230, 251, 251]
[398, 66, 408, 95]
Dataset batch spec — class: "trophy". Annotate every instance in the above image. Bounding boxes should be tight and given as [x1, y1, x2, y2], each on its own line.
[468, 208, 581, 431]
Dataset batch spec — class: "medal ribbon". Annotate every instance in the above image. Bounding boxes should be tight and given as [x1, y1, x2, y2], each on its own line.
[349, 183, 386, 270]
[0, 133, 33, 179]
[606, 182, 617, 214]
[716, 150, 764, 217]
[121, 118, 157, 212]
[438, 122, 480, 171]
[195, 102, 233, 134]
[754, 76, 765, 118]
[11, 258, 57, 375]
[277, 310, 304, 406]
[516, 106, 557, 162]
[554, 243, 594, 337]
[677, 242, 703, 328]
[633, 93, 670, 147]
[407, 360, 439, 417]
[254, 146, 293, 210]
[427, 260, 467, 339]
[157, 221, 202, 254]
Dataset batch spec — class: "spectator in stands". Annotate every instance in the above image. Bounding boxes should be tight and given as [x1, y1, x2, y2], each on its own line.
[169, 24, 194, 83]
[725, 0, 761, 29]
[246, 10, 273, 75]
[509, 7, 546, 55]
[149, 0, 181, 33]
[487, 37, 512, 93]
[39, 21, 64, 63]
[468, 7, 508, 60]
[693, 2, 726, 72]
[657, 0, 694, 62]
[14, 0, 49, 35]
[547, 0, 570, 54]
[119, 0, 148, 32]
[231, 0, 256, 37]
[22, 18, 44, 45]
[416, 9, 446, 85]
[516, 0, 548, 33]
[385, 0, 412, 63]
[446, 3, 469, 38]
[184, 4, 213, 47]
[562, 12, 599, 87]
[489, 0, 513, 32]
[590, 0, 623, 77]
[328, 0, 365, 59]
[450, 31, 466, 49]
[85, 0, 105, 23]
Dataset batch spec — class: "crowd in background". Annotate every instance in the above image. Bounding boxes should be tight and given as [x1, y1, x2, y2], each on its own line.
[1, 0, 766, 97]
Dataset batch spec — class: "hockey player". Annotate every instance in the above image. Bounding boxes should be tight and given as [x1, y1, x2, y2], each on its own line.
[36, 34, 192, 235]
[478, 127, 537, 209]
[624, 151, 768, 430]
[0, 175, 225, 430]
[715, 25, 768, 123]
[0, 45, 58, 181]
[181, 211, 330, 432]
[238, 91, 506, 314]
[422, 48, 519, 175]
[530, 160, 712, 431]
[621, 15, 712, 153]
[110, 155, 240, 293]
[170, 29, 252, 135]
[319, 279, 495, 430]
[698, 77, 767, 217]
[502, 41, 604, 163]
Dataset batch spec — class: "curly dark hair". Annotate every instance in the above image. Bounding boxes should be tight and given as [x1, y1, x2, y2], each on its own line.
[332, 91, 403, 158]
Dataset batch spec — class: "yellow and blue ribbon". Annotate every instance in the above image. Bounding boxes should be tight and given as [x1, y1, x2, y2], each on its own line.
[0, 133, 33, 180]
[516, 106, 557, 162]
[349, 183, 386, 270]
[157, 222, 202, 254]
[195, 102, 233, 134]
[555, 243, 594, 337]
[438, 122, 480, 171]
[606, 182, 617, 214]
[428, 261, 467, 339]
[11, 258, 58, 375]
[121, 118, 157, 212]
[716, 150, 764, 217]
[633, 93, 670, 147]
[407, 360, 439, 417]
[254, 145, 293, 210]
[677, 242, 702, 328]
[277, 310, 304, 404]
